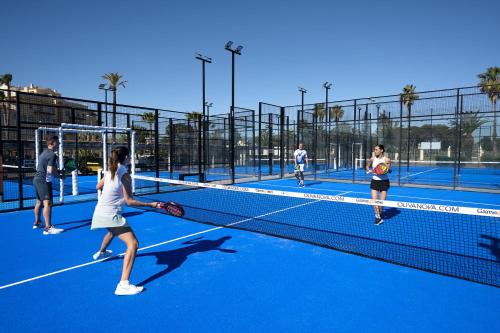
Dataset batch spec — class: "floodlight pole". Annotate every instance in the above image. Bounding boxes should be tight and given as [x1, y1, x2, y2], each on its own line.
[298, 87, 307, 147]
[225, 41, 243, 184]
[196, 53, 212, 177]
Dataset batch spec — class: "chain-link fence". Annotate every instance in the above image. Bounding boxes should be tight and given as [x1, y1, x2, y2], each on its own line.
[1, 85, 498, 211]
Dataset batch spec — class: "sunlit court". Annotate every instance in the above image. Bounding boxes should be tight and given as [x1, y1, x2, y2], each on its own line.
[1, 1, 499, 332]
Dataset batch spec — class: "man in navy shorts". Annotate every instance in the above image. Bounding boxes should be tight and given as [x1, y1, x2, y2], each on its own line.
[33, 135, 64, 235]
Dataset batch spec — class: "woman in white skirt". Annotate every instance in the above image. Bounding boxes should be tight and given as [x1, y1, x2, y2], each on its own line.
[91, 146, 158, 296]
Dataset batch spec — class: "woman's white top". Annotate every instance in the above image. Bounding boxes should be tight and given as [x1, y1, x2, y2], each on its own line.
[371, 156, 389, 181]
[91, 164, 130, 229]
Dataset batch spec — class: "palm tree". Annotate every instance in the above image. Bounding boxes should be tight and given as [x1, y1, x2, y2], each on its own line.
[313, 103, 326, 127]
[450, 110, 487, 160]
[102, 72, 127, 141]
[141, 112, 156, 144]
[330, 105, 344, 169]
[478, 67, 500, 155]
[0, 73, 13, 130]
[186, 111, 202, 130]
[401, 84, 419, 164]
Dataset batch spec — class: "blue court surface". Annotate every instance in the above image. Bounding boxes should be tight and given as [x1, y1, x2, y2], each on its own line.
[0, 179, 499, 332]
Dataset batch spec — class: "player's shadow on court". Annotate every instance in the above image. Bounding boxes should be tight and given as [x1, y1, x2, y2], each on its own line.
[382, 208, 401, 220]
[55, 211, 145, 232]
[137, 236, 236, 286]
[479, 235, 500, 261]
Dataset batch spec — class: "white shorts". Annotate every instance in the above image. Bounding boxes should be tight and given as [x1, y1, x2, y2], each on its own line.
[295, 163, 305, 172]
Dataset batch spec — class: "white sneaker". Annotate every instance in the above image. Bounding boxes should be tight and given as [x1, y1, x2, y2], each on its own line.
[43, 226, 64, 235]
[115, 282, 144, 296]
[93, 250, 113, 260]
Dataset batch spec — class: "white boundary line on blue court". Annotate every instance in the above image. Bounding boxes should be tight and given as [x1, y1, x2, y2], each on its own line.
[0, 192, 350, 291]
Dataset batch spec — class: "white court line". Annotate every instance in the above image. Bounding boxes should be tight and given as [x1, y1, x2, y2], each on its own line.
[259, 183, 500, 208]
[0, 192, 352, 290]
[400, 168, 439, 179]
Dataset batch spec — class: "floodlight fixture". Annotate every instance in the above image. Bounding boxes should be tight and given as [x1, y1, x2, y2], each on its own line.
[195, 53, 212, 63]
[298, 87, 307, 93]
[323, 82, 332, 89]
[225, 41, 234, 50]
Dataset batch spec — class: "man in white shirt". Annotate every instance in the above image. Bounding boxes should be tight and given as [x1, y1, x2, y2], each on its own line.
[293, 143, 309, 187]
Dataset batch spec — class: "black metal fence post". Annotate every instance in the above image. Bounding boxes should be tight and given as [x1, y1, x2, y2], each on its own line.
[16, 94, 23, 208]
[280, 107, 285, 178]
[169, 118, 174, 175]
[230, 110, 235, 184]
[398, 97, 403, 186]
[313, 112, 318, 180]
[258, 103, 262, 181]
[452, 89, 461, 190]
[352, 100, 357, 183]
[268, 113, 273, 176]
[252, 110, 256, 176]
[97, 102, 102, 126]
[154, 110, 160, 191]
[126, 114, 131, 153]
[198, 113, 203, 182]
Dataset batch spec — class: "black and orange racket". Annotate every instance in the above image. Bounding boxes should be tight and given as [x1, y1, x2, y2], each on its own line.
[373, 163, 390, 175]
[159, 202, 185, 217]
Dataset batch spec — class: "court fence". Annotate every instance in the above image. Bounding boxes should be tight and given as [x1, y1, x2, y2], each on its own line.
[1, 84, 499, 211]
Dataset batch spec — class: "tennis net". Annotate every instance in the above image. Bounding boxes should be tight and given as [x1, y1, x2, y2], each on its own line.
[132, 174, 500, 287]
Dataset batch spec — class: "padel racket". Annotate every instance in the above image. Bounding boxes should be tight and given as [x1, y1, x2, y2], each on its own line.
[159, 202, 185, 217]
[64, 158, 77, 173]
[373, 163, 389, 175]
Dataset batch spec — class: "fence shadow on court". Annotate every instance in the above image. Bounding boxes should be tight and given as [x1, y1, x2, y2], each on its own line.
[136, 236, 237, 286]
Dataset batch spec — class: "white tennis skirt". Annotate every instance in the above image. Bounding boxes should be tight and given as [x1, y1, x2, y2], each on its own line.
[91, 213, 129, 230]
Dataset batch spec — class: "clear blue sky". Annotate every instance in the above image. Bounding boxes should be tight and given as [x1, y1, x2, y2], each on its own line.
[3, 0, 499, 114]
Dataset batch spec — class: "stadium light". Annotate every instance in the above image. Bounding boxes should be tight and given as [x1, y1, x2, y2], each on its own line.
[224, 41, 244, 184]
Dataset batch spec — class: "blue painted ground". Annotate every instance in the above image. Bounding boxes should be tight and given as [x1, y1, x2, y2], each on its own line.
[0, 179, 499, 332]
